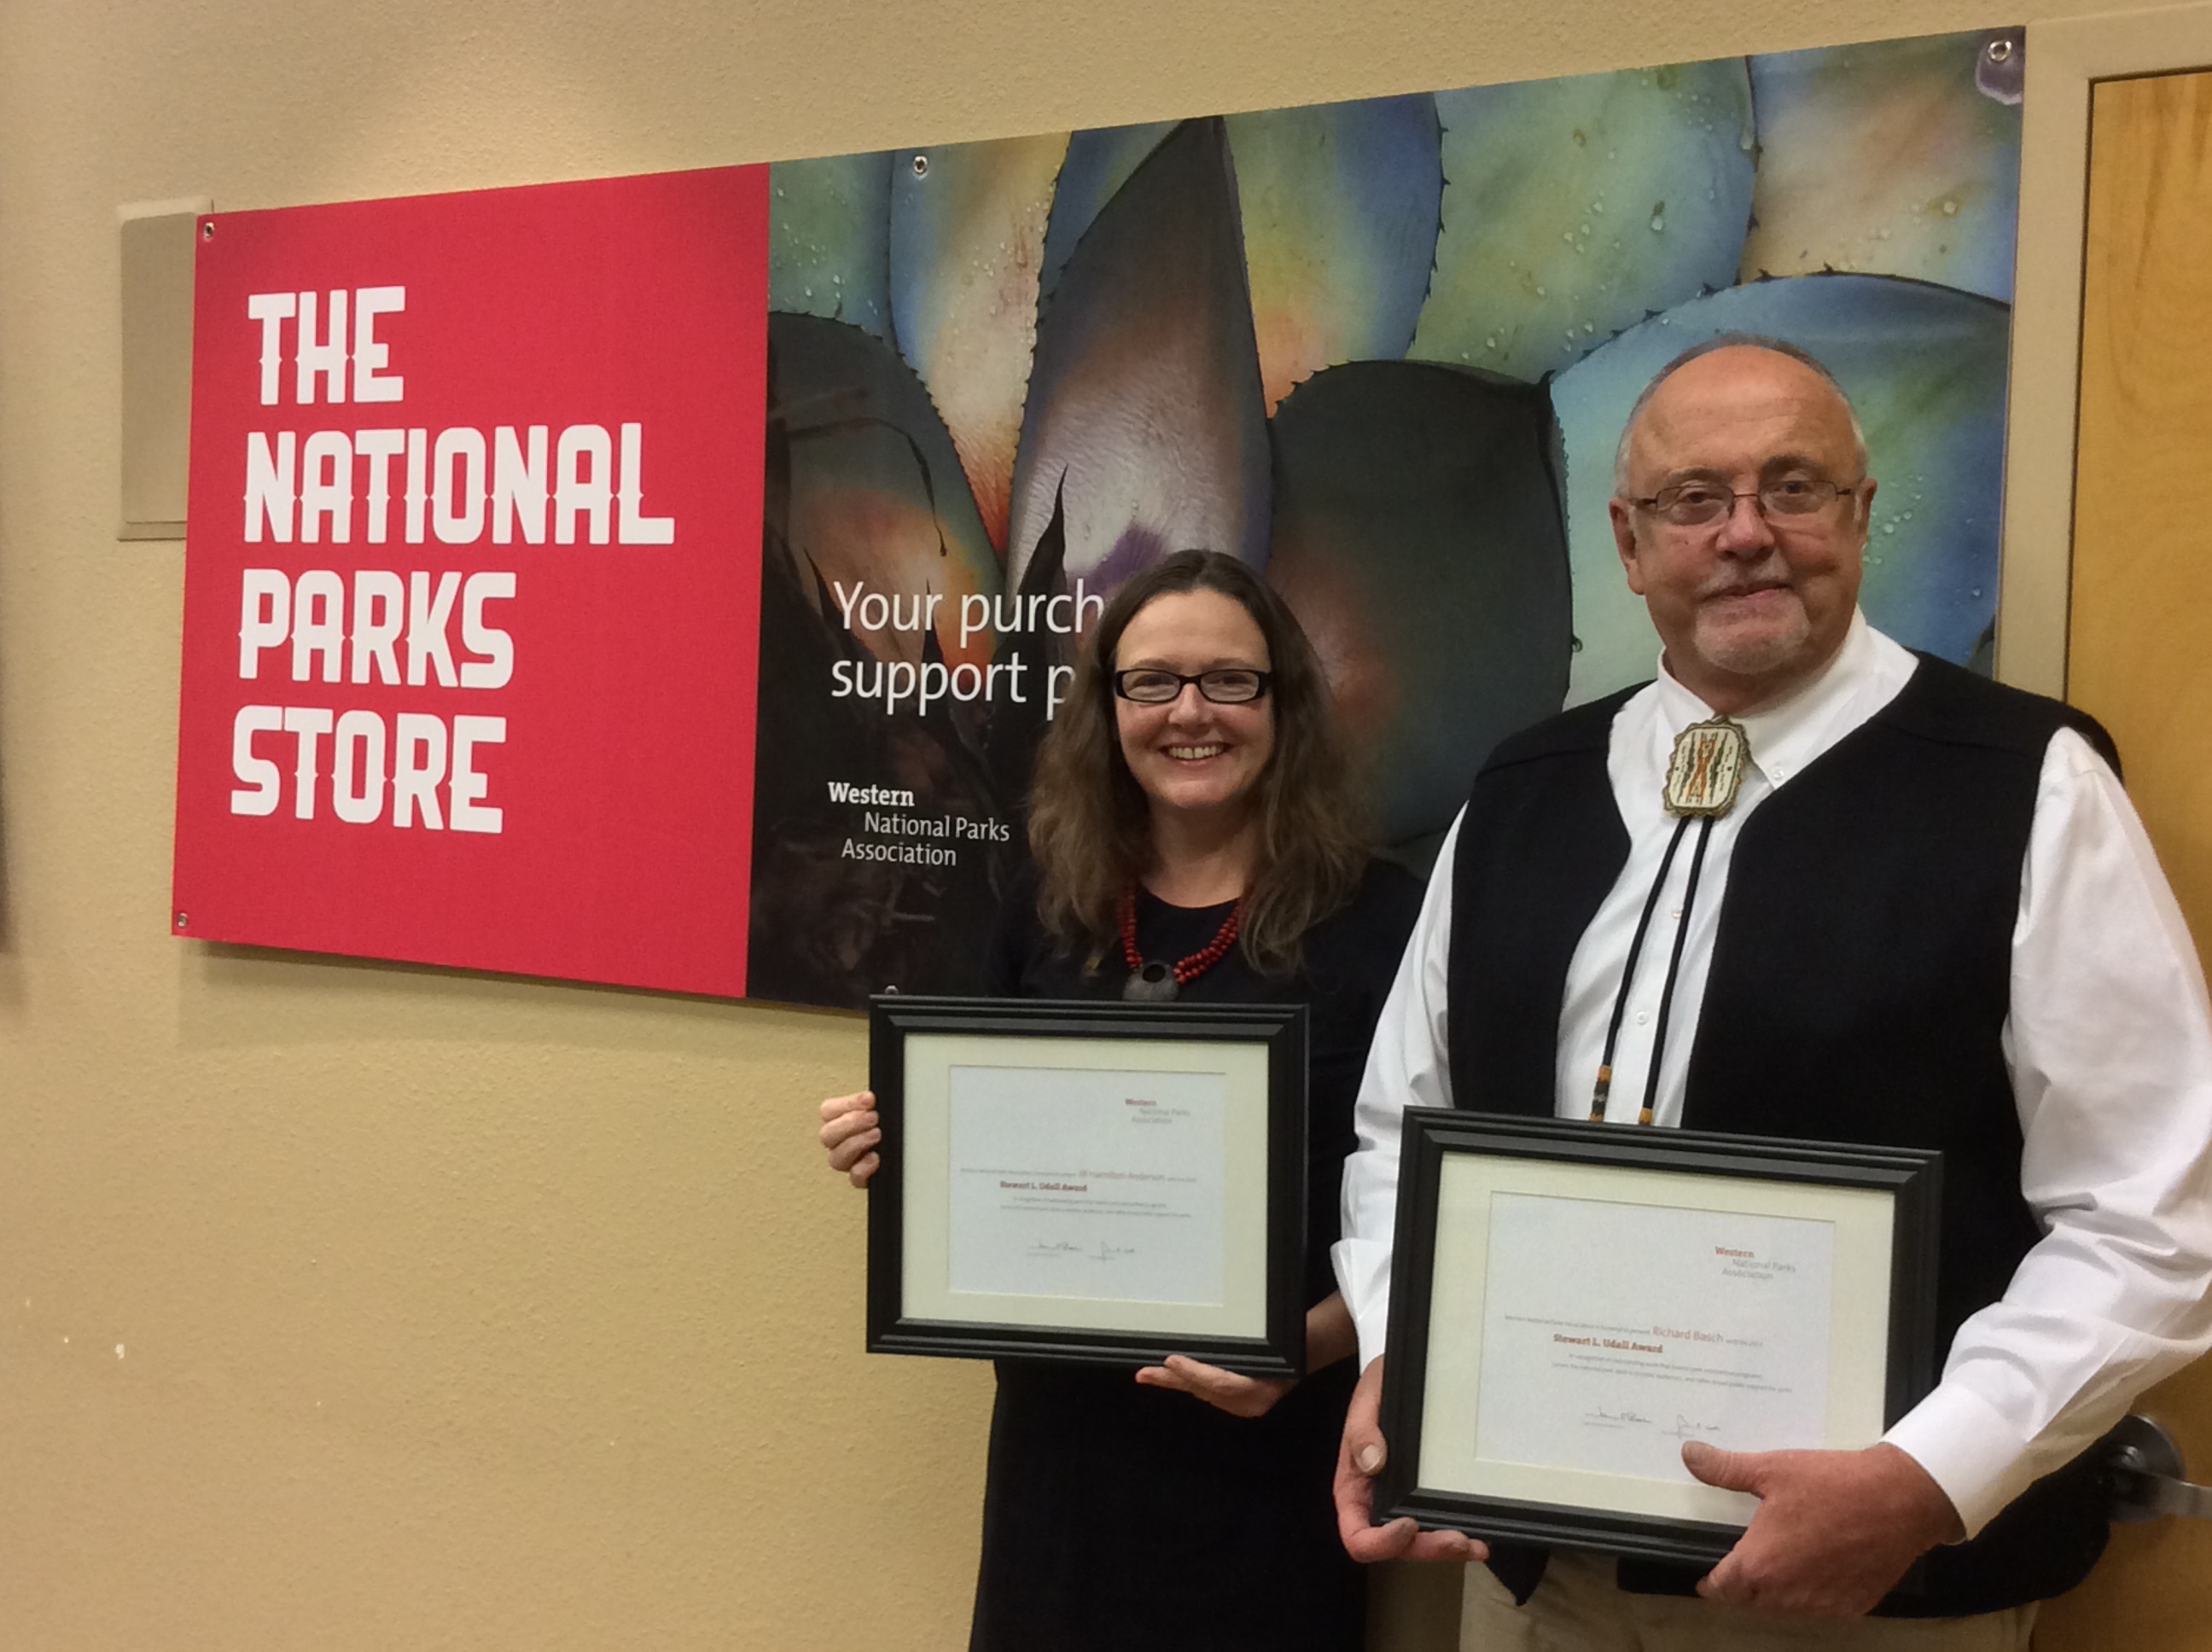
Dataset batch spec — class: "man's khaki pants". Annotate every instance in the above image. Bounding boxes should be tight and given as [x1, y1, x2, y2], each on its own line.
[1460, 1552, 2036, 1652]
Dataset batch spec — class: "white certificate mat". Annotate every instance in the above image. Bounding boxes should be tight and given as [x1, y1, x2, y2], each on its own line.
[946, 1062, 1226, 1306]
[900, 1032, 1272, 1339]
[1417, 1155, 1895, 1527]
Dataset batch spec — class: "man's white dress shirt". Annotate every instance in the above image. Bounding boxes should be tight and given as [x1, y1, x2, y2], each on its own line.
[1333, 612, 2212, 1534]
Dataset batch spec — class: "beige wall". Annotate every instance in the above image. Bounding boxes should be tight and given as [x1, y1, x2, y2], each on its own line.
[0, 2, 2155, 1647]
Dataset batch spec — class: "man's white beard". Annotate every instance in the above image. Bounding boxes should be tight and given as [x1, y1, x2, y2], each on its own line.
[1694, 594, 1812, 678]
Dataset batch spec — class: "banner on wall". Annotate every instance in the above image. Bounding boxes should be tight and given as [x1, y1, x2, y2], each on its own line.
[171, 30, 2025, 1009]
[171, 167, 771, 997]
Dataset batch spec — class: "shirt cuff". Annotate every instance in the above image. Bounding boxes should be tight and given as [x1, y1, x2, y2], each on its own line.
[1330, 1236, 1394, 1370]
[1881, 1381, 2036, 1539]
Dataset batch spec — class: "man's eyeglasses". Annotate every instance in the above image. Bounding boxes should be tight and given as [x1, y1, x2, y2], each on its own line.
[1629, 477, 1863, 528]
[1113, 667, 1272, 705]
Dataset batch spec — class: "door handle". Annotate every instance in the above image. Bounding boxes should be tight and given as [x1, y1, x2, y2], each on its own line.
[2104, 1414, 2212, 1521]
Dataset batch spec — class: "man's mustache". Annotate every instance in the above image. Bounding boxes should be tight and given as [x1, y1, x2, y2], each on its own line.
[1697, 561, 1796, 601]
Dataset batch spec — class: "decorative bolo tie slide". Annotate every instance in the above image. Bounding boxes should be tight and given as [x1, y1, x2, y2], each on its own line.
[1588, 713, 1749, 1125]
[1663, 713, 1749, 817]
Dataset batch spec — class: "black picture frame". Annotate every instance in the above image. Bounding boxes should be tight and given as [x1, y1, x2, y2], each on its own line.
[1375, 1109, 1941, 1566]
[866, 995, 1310, 1376]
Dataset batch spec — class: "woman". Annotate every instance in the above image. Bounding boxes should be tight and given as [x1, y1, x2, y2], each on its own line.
[821, 550, 1421, 1650]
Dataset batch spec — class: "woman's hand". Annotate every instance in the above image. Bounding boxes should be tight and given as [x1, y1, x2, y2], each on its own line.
[1135, 1356, 1294, 1417]
[819, 1090, 881, 1188]
[1134, 1293, 1359, 1418]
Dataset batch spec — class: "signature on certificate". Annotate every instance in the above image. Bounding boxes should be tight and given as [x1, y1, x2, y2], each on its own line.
[1579, 1406, 1724, 1441]
[1023, 1241, 1138, 1262]
[1580, 1405, 1655, 1428]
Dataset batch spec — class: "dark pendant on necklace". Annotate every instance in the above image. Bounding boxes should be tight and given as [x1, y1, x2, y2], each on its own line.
[1122, 960, 1179, 1002]
[1116, 881, 1243, 1003]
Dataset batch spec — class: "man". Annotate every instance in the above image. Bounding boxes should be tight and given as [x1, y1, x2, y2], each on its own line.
[1330, 336, 2212, 1646]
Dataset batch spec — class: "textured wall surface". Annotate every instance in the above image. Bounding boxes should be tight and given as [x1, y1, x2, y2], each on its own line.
[0, 1, 2148, 1647]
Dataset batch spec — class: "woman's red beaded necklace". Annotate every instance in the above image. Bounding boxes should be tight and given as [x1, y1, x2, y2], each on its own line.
[1118, 882, 1244, 1002]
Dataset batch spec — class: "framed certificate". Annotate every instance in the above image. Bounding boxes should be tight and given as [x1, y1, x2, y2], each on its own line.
[866, 995, 1310, 1375]
[1376, 1110, 1941, 1564]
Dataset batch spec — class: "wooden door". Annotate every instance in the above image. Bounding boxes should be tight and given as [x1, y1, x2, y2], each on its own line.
[2041, 66, 2212, 1651]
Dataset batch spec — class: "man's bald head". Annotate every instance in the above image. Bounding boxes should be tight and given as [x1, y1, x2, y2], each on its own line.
[1612, 334, 1867, 494]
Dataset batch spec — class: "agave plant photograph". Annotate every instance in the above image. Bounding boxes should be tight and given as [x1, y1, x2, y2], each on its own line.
[747, 27, 2026, 1008]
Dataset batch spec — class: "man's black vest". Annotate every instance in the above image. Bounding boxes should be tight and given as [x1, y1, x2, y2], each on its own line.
[1447, 654, 2121, 1616]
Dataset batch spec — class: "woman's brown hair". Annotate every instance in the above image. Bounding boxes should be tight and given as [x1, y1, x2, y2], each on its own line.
[1026, 550, 1369, 977]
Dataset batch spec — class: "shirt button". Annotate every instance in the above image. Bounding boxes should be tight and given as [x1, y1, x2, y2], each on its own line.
[1669, 908, 1683, 922]
[1635, 1010, 1651, 1026]
[1769, 764, 1788, 781]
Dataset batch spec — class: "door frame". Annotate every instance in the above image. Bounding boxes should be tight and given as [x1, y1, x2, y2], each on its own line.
[1998, 2, 2212, 697]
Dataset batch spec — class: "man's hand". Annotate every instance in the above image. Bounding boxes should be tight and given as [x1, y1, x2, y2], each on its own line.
[1684, 1440, 1964, 1615]
[1333, 1357, 1485, 1564]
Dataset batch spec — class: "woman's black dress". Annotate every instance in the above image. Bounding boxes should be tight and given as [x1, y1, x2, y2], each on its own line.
[968, 862, 1423, 1652]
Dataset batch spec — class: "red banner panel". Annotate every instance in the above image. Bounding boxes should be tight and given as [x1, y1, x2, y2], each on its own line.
[172, 166, 769, 998]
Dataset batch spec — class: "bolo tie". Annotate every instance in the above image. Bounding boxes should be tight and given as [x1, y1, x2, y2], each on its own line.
[1587, 713, 1750, 1126]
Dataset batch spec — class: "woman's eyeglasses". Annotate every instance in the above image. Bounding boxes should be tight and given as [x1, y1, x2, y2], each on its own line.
[1112, 668, 1272, 705]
